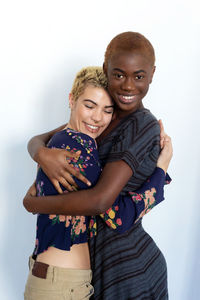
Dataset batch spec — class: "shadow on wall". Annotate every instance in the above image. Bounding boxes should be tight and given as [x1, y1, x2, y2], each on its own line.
[2, 143, 36, 299]
[183, 190, 200, 300]
[2, 60, 87, 299]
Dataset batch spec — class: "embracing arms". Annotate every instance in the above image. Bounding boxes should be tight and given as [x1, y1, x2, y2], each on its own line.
[24, 133, 172, 216]
[24, 159, 133, 215]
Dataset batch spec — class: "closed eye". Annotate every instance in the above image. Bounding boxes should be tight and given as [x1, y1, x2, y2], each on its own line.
[104, 110, 113, 114]
[85, 104, 94, 109]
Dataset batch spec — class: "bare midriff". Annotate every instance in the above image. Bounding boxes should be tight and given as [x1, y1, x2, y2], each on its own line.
[36, 242, 90, 269]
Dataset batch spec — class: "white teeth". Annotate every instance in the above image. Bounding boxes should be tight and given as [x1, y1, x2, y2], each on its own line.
[122, 95, 134, 99]
[87, 124, 98, 130]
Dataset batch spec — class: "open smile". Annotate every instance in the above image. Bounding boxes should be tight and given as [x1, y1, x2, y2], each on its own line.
[84, 122, 101, 134]
[118, 94, 138, 104]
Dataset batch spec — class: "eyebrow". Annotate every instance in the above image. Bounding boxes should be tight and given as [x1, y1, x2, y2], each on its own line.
[83, 99, 114, 108]
[113, 68, 147, 74]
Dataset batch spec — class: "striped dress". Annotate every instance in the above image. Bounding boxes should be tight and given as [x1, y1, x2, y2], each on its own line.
[89, 108, 168, 299]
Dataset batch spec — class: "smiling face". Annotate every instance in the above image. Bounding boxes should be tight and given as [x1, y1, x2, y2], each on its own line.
[104, 51, 155, 117]
[68, 85, 114, 139]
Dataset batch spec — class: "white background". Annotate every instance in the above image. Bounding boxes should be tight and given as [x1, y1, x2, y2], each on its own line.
[0, 0, 199, 299]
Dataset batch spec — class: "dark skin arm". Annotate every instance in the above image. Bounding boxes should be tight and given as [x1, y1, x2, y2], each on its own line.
[27, 120, 166, 194]
[25, 120, 169, 215]
[23, 160, 133, 215]
[28, 123, 91, 192]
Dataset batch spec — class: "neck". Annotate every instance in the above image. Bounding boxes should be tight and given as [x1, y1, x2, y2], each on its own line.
[114, 103, 144, 119]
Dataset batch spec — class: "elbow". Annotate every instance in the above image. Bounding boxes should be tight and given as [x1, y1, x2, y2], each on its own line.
[23, 197, 33, 213]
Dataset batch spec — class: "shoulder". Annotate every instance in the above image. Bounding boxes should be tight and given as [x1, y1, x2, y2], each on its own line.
[126, 109, 160, 135]
[48, 128, 97, 152]
[119, 109, 160, 145]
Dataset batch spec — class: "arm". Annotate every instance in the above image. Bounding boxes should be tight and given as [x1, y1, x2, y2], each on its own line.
[28, 123, 67, 162]
[99, 167, 170, 232]
[99, 136, 172, 231]
[28, 124, 91, 192]
[24, 159, 133, 215]
[23, 135, 172, 216]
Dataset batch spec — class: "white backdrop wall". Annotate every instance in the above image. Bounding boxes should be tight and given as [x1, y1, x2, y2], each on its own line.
[1, 0, 199, 299]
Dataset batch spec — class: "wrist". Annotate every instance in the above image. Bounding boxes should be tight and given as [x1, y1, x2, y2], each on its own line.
[156, 163, 168, 174]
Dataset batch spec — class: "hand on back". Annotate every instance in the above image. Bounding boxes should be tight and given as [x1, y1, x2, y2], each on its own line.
[37, 147, 91, 194]
[157, 120, 173, 173]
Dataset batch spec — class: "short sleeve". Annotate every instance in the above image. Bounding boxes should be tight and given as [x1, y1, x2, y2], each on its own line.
[100, 109, 161, 192]
[121, 120, 160, 175]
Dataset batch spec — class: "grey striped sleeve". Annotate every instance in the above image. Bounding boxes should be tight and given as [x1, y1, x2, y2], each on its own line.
[106, 110, 160, 192]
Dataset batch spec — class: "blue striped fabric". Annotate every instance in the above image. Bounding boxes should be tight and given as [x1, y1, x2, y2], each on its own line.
[90, 108, 168, 299]
[89, 220, 168, 300]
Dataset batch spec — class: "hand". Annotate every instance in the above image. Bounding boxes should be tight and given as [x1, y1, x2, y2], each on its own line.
[159, 119, 166, 149]
[37, 147, 91, 194]
[157, 135, 173, 173]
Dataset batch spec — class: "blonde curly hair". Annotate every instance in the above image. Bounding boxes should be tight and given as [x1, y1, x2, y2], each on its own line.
[71, 66, 108, 101]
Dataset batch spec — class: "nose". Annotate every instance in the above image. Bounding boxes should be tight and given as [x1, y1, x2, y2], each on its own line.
[121, 77, 136, 92]
[91, 109, 102, 123]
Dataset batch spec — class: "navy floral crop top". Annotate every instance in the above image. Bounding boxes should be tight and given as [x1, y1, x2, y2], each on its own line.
[34, 128, 101, 255]
[33, 128, 171, 256]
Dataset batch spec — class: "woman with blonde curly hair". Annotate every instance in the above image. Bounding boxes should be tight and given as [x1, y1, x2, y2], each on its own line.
[24, 66, 114, 299]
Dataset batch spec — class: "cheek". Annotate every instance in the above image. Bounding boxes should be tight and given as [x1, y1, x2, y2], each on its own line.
[104, 115, 112, 126]
[77, 107, 90, 120]
[108, 78, 117, 92]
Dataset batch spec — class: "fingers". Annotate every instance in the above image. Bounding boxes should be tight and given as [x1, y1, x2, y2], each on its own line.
[65, 150, 81, 160]
[67, 165, 91, 186]
[58, 177, 75, 192]
[163, 135, 173, 156]
[52, 180, 63, 194]
[157, 134, 173, 173]
[158, 119, 164, 134]
[158, 119, 166, 149]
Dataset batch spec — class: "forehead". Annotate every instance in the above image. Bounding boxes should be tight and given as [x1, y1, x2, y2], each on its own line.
[78, 85, 113, 105]
[107, 51, 153, 71]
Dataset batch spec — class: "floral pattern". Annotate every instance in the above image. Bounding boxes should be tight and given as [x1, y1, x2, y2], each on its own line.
[88, 216, 97, 238]
[34, 127, 171, 255]
[35, 128, 101, 254]
[100, 206, 122, 230]
[36, 180, 45, 196]
[130, 187, 156, 223]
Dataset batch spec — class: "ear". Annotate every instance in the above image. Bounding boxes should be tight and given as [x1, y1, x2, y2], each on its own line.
[103, 63, 107, 75]
[150, 65, 156, 84]
[68, 93, 75, 109]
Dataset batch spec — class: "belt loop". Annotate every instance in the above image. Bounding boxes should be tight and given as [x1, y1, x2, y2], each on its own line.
[28, 256, 31, 270]
[28, 256, 34, 270]
[52, 265, 56, 283]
